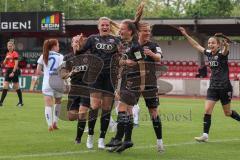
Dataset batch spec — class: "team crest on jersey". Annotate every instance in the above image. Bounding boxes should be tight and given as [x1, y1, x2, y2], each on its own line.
[109, 39, 115, 43]
[83, 57, 88, 63]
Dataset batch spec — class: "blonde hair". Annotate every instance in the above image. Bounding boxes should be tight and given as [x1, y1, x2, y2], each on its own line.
[98, 17, 120, 36]
[134, 1, 145, 28]
[7, 41, 15, 50]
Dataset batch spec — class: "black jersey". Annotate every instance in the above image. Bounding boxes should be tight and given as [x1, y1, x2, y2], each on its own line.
[141, 41, 162, 88]
[121, 40, 144, 61]
[76, 34, 120, 73]
[63, 53, 87, 85]
[119, 40, 144, 91]
[204, 49, 231, 89]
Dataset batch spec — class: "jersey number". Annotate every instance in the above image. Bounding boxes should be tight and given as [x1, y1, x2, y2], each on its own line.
[48, 57, 56, 71]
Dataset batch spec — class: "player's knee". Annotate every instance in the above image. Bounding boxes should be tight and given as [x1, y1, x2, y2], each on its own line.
[67, 112, 78, 121]
[149, 108, 158, 119]
[224, 110, 231, 117]
[78, 112, 87, 120]
[90, 100, 101, 109]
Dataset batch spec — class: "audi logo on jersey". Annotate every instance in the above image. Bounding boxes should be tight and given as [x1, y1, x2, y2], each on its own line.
[209, 61, 219, 67]
[96, 43, 113, 50]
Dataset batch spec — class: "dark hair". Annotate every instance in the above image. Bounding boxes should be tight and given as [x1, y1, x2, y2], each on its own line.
[120, 1, 145, 41]
[43, 39, 58, 65]
[121, 19, 138, 37]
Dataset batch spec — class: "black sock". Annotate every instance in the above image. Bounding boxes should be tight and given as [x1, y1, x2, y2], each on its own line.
[115, 111, 127, 141]
[230, 110, 240, 121]
[124, 115, 133, 142]
[88, 108, 99, 135]
[76, 119, 86, 140]
[203, 114, 211, 134]
[152, 115, 162, 139]
[0, 89, 8, 103]
[16, 89, 23, 103]
[100, 109, 111, 138]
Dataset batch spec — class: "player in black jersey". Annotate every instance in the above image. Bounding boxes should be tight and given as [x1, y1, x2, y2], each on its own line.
[179, 27, 240, 142]
[74, 17, 120, 149]
[137, 21, 164, 152]
[60, 36, 90, 144]
[106, 18, 145, 153]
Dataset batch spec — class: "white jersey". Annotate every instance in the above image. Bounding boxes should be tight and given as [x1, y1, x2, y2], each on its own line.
[37, 51, 64, 96]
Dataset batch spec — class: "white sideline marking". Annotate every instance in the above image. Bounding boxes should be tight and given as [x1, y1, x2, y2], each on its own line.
[0, 138, 239, 159]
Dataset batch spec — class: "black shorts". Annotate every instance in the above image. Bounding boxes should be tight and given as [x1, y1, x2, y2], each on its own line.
[206, 87, 233, 105]
[91, 72, 114, 95]
[67, 83, 90, 110]
[4, 68, 21, 83]
[135, 86, 159, 108]
[67, 94, 90, 111]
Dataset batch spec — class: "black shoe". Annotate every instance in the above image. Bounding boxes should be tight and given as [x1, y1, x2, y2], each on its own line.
[107, 146, 119, 153]
[115, 141, 133, 153]
[105, 137, 122, 147]
[75, 137, 81, 144]
[16, 102, 24, 107]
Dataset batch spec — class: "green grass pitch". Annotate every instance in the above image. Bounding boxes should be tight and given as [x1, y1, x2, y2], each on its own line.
[0, 92, 239, 160]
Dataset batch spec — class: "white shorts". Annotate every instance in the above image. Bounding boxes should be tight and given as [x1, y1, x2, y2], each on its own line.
[42, 88, 62, 98]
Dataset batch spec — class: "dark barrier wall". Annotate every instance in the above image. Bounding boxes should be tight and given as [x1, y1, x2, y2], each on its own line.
[0, 76, 43, 91]
[0, 12, 65, 33]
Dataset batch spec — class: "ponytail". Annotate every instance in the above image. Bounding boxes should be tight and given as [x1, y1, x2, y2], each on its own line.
[134, 1, 145, 30]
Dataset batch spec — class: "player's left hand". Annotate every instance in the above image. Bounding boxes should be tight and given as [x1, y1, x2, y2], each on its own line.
[9, 72, 14, 77]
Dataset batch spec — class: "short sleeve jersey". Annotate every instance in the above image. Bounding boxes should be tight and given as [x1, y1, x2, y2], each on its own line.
[4, 51, 19, 68]
[76, 34, 120, 72]
[204, 49, 231, 89]
[37, 51, 64, 91]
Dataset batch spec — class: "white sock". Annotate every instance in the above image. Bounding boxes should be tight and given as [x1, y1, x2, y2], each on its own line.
[133, 104, 140, 124]
[157, 139, 163, 144]
[114, 100, 119, 115]
[109, 116, 115, 125]
[53, 104, 61, 124]
[45, 106, 53, 127]
[203, 133, 208, 138]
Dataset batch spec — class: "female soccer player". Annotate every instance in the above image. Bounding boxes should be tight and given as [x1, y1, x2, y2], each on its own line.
[105, 18, 144, 153]
[60, 35, 90, 144]
[137, 21, 164, 152]
[36, 39, 63, 131]
[179, 27, 240, 142]
[0, 41, 23, 107]
[74, 17, 120, 149]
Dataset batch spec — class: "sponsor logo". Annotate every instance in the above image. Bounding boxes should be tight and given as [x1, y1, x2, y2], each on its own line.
[41, 13, 60, 31]
[209, 61, 219, 67]
[1, 21, 31, 30]
[96, 43, 113, 50]
[72, 65, 88, 72]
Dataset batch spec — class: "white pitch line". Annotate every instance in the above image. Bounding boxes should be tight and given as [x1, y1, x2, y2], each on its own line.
[0, 138, 239, 159]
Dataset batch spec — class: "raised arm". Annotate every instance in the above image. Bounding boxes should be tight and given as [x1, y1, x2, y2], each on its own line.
[179, 27, 205, 54]
[221, 39, 230, 56]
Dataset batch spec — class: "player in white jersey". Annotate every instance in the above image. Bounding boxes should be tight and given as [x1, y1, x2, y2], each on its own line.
[36, 39, 64, 131]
